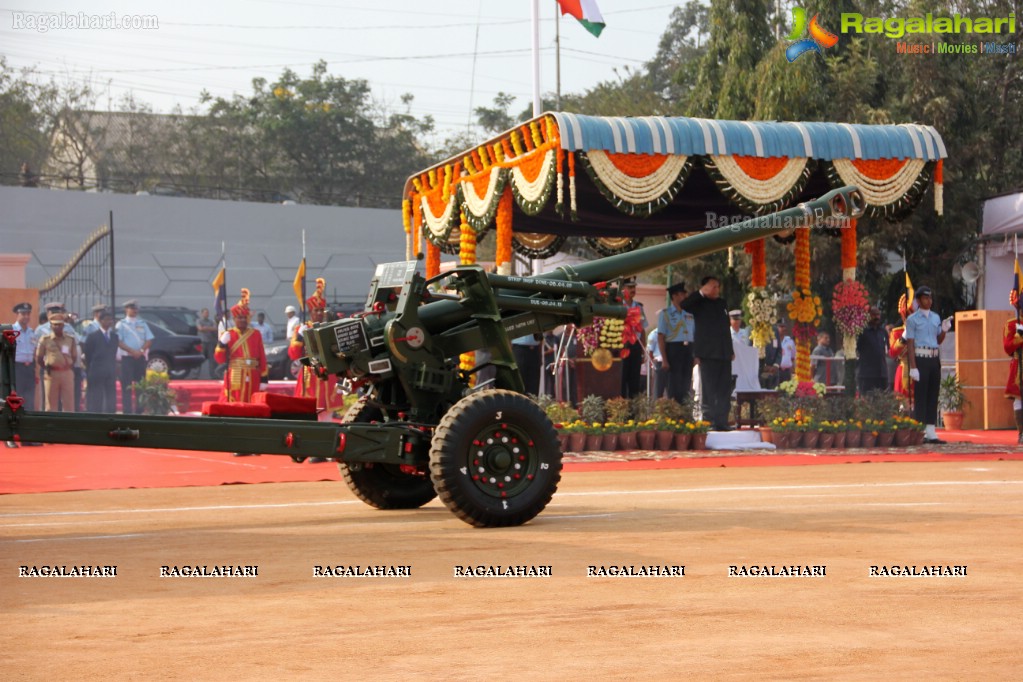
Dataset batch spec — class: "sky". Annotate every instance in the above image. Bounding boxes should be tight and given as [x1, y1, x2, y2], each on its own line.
[1, 1, 681, 146]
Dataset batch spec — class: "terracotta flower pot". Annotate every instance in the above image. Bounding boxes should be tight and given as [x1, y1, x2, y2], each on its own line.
[801, 431, 819, 449]
[845, 430, 861, 448]
[674, 433, 691, 450]
[877, 432, 895, 447]
[618, 431, 638, 451]
[941, 411, 964, 431]
[690, 433, 708, 450]
[833, 431, 846, 449]
[585, 434, 604, 452]
[558, 433, 570, 452]
[759, 427, 774, 444]
[602, 433, 619, 451]
[772, 432, 789, 449]
[656, 430, 675, 451]
[637, 430, 656, 450]
[912, 430, 925, 445]
[569, 432, 588, 453]
[894, 429, 913, 447]
[818, 433, 835, 449]
[860, 433, 876, 448]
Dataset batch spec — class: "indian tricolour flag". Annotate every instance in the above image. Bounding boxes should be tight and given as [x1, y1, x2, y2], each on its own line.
[557, 0, 605, 37]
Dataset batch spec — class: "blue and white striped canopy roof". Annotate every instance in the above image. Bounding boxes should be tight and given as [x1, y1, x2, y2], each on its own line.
[547, 112, 946, 162]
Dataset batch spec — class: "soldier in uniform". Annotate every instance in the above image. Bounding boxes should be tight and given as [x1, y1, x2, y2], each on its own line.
[657, 282, 695, 403]
[1003, 288, 1023, 445]
[10, 302, 38, 413]
[215, 288, 267, 402]
[35, 311, 78, 412]
[904, 286, 950, 444]
[116, 300, 154, 414]
[289, 277, 344, 416]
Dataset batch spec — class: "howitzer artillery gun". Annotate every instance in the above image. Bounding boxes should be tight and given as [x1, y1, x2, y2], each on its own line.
[1, 187, 865, 526]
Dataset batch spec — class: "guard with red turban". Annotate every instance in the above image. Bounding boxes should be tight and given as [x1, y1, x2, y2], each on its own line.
[290, 277, 345, 416]
[889, 289, 915, 398]
[214, 288, 267, 402]
[1004, 287, 1023, 444]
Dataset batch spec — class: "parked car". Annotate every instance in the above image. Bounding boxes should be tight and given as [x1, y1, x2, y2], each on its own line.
[145, 323, 205, 379]
[137, 306, 198, 336]
[265, 339, 301, 381]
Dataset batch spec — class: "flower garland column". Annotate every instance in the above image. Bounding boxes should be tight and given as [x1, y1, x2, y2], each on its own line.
[744, 239, 773, 357]
[840, 218, 858, 358]
[458, 210, 477, 385]
[495, 185, 514, 275]
[793, 227, 812, 381]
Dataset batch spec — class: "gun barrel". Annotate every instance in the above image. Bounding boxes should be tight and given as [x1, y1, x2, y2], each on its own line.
[418, 185, 864, 332]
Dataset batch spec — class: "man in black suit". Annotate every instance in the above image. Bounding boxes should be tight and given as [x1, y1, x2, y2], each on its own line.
[681, 275, 734, 431]
[83, 309, 120, 413]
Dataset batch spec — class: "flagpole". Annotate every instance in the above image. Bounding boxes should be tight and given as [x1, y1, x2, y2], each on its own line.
[222, 241, 230, 327]
[301, 230, 307, 324]
[531, 0, 542, 116]
[555, 1, 561, 110]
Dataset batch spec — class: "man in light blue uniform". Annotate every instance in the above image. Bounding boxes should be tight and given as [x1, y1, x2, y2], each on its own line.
[658, 282, 695, 403]
[646, 328, 666, 399]
[116, 300, 154, 414]
[11, 302, 38, 413]
[904, 286, 950, 443]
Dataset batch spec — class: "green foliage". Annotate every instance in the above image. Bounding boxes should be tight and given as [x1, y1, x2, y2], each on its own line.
[133, 372, 176, 416]
[630, 394, 656, 422]
[578, 394, 606, 425]
[652, 397, 692, 423]
[545, 401, 581, 426]
[604, 396, 632, 424]
[938, 373, 970, 413]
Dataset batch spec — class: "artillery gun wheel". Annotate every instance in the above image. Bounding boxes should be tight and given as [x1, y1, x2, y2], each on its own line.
[430, 390, 562, 527]
[338, 397, 437, 510]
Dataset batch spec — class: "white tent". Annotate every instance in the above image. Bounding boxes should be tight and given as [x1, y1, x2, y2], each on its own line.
[980, 189, 1023, 309]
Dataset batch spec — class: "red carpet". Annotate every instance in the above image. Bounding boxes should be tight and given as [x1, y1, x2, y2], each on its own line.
[1, 428, 1020, 495]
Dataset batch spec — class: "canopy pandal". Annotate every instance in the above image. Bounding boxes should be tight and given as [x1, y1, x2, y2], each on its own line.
[402, 112, 946, 268]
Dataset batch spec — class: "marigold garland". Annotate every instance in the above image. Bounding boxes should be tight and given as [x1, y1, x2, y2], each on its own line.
[794, 227, 810, 289]
[746, 287, 776, 358]
[459, 211, 476, 266]
[796, 339, 812, 381]
[833, 278, 870, 358]
[840, 218, 857, 270]
[495, 186, 514, 275]
[425, 241, 440, 279]
[745, 238, 766, 287]
[402, 198, 412, 259]
[411, 197, 422, 258]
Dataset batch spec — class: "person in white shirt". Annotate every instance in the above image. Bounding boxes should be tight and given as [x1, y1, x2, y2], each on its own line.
[285, 305, 300, 341]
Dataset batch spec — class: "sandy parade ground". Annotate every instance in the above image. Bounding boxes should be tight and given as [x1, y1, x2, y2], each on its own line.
[2, 457, 1022, 680]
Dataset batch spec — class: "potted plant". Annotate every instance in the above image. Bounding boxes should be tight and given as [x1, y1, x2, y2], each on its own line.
[605, 397, 633, 450]
[688, 420, 711, 450]
[655, 417, 677, 450]
[133, 370, 176, 415]
[938, 372, 969, 432]
[672, 418, 692, 451]
[546, 402, 580, 453]
[618, 419, 639, 450]
[817, 420, 838, 449]
[584, 422, 605, 452]
[562, 420, 588, 454]
[601, 421, 621, 451]
[875, 418, 896, 447]
[636, 419, 657, 450]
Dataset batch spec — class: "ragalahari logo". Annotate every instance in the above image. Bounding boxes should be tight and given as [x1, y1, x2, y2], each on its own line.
[786, 7, 839, 61]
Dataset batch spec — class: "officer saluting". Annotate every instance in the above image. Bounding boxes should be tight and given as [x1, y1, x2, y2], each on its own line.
[904, 286, 950, 444]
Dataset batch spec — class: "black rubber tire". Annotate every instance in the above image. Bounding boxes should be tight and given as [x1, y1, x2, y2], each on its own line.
[429, 389, 562, 527]
[337, 397, 437, 510]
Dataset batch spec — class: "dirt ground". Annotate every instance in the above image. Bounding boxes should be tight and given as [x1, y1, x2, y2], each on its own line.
[2, 460, 1021, 680]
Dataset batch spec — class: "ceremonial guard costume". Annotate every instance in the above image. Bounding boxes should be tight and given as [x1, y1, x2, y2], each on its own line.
[889, 292, 913, 398]
[289, 278, 344, 413]
[1004, 289, 1023, 444]
[620, 279, 648, 399]
[214, 289, 267, 402]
